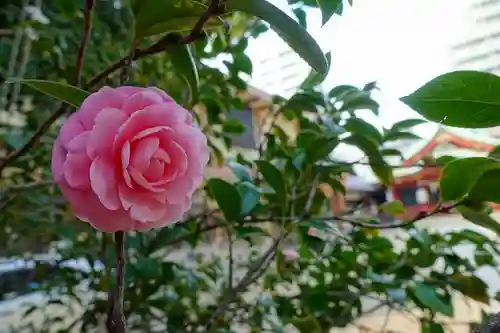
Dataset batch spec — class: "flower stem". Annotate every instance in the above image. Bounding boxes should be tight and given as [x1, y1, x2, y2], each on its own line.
[106, 231, 126, 333]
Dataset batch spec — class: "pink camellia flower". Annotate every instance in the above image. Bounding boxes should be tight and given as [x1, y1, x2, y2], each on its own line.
[52, 86, 209, 232]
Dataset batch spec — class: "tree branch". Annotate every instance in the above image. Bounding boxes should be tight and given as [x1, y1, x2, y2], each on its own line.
[106, 231, 127, 333]
[75, 0, 94, 86]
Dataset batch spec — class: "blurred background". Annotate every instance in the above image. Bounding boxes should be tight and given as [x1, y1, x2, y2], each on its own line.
[2, 0, 500, 332]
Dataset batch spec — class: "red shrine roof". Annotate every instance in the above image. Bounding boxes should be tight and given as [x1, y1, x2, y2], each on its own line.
[394, 129, 496, 185]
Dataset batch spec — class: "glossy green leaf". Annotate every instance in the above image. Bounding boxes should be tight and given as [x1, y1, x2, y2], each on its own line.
[255, 160, 287, 204]
[401, 70, 500, 128]
[227, 0, 328, 75]
[344, 117, 383, 144]
[300, 52, 331, 89]
[169, 43, 199, 105]
[381, 148, 403, 157]
[489, 146, 500, 159]
[8, 79, 89, 107]
[233, 53, 253, 75]
[327, 177, 346, 195]
[228, 161, 252, 182]
[134, 0, 224, 38]
[439, 157, 500, 201]
[235, 226, 267, 239]
[457, 205, 500, 237]
[344, 135, 393, 185]
[450, 273, 489, 303]
[467, 169, 500, 203]
[412, 282, 454, 316]
[207, 179, 242, 221]
[383, 131, 420, 142]
[329, 85, 358, 99]
[421, 322, 445, 333]
[340, 90, 379, 115]
[379, 200, 405, 216]
[237, 182, 260, 215]
[318, 0, 343, 25]
[223, 119, 247, 134]
[305, 136, 338, 163]
[390, 118, 426, 131]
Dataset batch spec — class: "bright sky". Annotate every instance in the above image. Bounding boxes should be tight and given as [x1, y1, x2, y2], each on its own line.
[248, 0, 473, 129]
[247, 0, 478, 180]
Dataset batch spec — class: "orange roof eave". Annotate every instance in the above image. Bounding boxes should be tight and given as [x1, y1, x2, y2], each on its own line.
[403, 130, 495, 167]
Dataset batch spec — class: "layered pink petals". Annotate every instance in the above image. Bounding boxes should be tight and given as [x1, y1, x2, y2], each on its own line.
[51, 86, 209, 232]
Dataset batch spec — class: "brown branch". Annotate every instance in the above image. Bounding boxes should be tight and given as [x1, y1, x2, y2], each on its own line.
[106, 231, 127, 333]
[206, 231, 289, 331]
[181, 0, 221, 44]
[75, 0, 95, 86]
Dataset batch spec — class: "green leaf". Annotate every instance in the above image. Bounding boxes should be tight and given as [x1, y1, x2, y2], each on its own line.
[255, 160, 287, 204]
[8, 79, 89, 107]
[237, 182, 260, 215]
[412, 282, 454, 316]
[379, 200, 405, 216]
[228, 161, 252, 182]
[227, 0, 328, 75]
[456, 205, 500, 237]
[329, 85, 358, 99]
[169, 43, 199, 105]
[327, 177, 346, 195]
[300, 52, 331, 89]
[344, 117, 383, 144]
[489, 146, 500, 159]
[422, 322, 445, 333]
[223, 119, 247, 134]
[235, 226, 267, 239]
[233, 53, 253, 75]
[439, 157, 500, 201]
[318, 0, 343, 25]
[344, 135, 393, 185]
[340, 90, 379, 115]
[381, 148, 402, 157]
[134, 0, 224, 38]
[390, 118, 426, 131]
[305, 136, 338, 163]
[435, 155, 457, 166]
[467, 169, 500, 203]
[383, 131, 421, 142]
[207, 179, 242, 221]
[401, 70, 500, 128]
[450, 273, 489, 303]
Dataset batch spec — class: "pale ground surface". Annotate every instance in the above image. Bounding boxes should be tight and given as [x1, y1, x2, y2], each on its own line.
[1, 213, 500, 333]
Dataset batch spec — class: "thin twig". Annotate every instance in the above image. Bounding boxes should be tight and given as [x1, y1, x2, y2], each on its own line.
[226, 226, 234, 291]
[181, 0, 221, 44]
[106, 231, 127, 333]
[1, 180, 53, 193]
[75, 0, 94, 86]
[206, 231, 289, 331]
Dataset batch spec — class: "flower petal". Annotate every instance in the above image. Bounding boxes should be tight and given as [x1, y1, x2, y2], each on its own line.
[129, 166, 163, 192]
[90, 156, 121, 210]
[64, 152, 92, 189]
[130, 199, 167, 223]
[87, 108, 127, 159]
[122, 91, 164, 116]
[78, 87, 127, 129]
[66, 131, 90, 153]
[130, 136, 159, 172]
[59, 113, 85, 149]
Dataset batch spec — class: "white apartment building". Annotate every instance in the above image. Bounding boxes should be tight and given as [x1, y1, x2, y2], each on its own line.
[452, 0, 500, 73]
[451, 0, 500, 138]
[247, 0, 312, 97]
